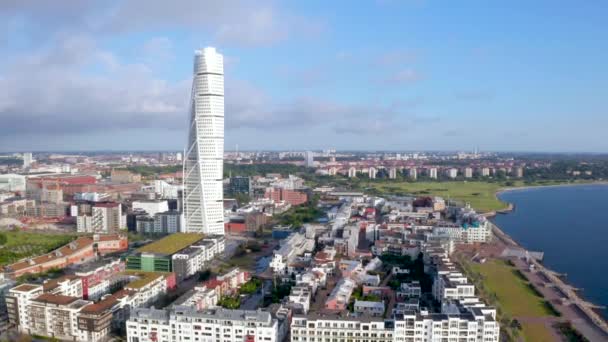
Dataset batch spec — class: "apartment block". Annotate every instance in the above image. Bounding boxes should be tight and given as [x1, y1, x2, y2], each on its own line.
[126, 307, 279, 342]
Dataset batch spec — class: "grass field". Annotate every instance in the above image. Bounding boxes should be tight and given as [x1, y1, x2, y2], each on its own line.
[521, 322, 555, 342]
[466, 260, 557, 341]
[470, 260, 554, 317]
[367, 181, 511, 212]
[362, 179, 591, 213]
[0, 230, 76, 266]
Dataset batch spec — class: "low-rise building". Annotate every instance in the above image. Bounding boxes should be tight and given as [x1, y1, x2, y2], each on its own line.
[126, 307, 279, 342]
[354, 300, 385, 317]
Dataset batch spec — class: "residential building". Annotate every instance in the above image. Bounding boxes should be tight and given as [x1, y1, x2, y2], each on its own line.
[184, 47, 225, 236]
[446, 168, 458, 179]
[348, 167, 357, 178]
[126, 307, 279, 342]
[369, 167, 377, 179]
[408, 168, 417, 180]
[388, 168, 397, 179]
[264, 188, 308, 206]
[110, 169, 141, 183]
[481, 167, 490, 177]
[0, 174, 26, 192]
[74, 259, 126, 300]
[132, 200, 169, 216]
[227, 176, 252, 197]
[305, 151, 314, 167]
[3, 235, 127, 279]
[428, 167, 438, 179]
[78, 202, 122, 233]
[354, 300, 385, 317]
[136, 210, 182, 235]
[126, 233, 224, 278]
[464, 167, 473, 178]
[269, 232, 315, 275]
[22, 153, 33, 168]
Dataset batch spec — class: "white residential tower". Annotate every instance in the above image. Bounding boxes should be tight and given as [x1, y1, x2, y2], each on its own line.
[183, 47, 225, 235]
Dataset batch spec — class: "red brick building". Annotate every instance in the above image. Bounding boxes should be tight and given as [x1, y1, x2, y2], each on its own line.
[264, 188, 308, 206]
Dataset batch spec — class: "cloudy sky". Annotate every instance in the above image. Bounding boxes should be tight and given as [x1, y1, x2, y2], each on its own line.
[1, 0, 607, 152]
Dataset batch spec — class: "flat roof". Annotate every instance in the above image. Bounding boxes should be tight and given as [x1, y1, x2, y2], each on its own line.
[123, 271, 166, 289]
[137, 233, 204, 255]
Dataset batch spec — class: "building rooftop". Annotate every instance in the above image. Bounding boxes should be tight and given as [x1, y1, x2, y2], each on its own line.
[5, 236, 93, 272]
[123, 271, 166, 289]
[137, 233, 204, 255]
[31, 293, 79, 306]
[10, 283, 42, 293]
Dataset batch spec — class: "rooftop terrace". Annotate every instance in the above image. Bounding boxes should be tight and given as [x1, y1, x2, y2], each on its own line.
[137, 233, 204, 255]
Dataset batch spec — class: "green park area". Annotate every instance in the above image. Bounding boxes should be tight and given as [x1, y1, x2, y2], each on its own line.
[368, 181, 510, 212]
[462, 259, 558, 341]
[363, 179, 588, 213]
[0, 230, 76, 266]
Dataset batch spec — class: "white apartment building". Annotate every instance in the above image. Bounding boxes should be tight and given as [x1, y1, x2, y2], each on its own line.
[132, 200, 169, 216]
[26, 294, 92, 341]
[354, 300, 385, 317]
[428, 168, 438, 179]
[291, 316, 394, 342]
[5, 284, 44, 331]
[369, 167, 377, 179]
[0, 174, 26, 192]
[126, 307, 279, 342]
[432, 272, 476, 302]
[464, 167, 473, 178]
[389, 168, 397, 179]
[270, 233, 315, 275]
[184, 47, 225, 235]
[446, 168, 458, 179]
[78, 202, 122, 233]
[408, 168, 417, 180]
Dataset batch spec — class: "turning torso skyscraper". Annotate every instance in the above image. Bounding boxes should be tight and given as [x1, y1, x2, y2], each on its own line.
[183, 47, 225, 235]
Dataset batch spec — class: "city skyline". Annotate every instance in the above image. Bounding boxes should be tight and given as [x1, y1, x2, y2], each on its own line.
[183, 47, 225, 235]
[1, 1, 607, 152]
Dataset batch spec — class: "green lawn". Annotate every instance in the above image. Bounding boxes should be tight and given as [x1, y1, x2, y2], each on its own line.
[368, 181, 511, 212]
[470, 260, 554, 317]
[466, 260, 557, 342]
[521, 322, 555, 342]
[0, 231, 76, 266]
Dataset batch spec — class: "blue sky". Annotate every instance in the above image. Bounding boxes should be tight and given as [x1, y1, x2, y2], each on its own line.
[0, 0, 607, 152]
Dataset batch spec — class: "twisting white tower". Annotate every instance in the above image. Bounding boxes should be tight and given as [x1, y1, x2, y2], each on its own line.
[183, 47, 225, 235]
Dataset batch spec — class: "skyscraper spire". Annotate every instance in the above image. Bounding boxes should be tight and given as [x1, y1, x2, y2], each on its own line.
[183, 47, 225, 235]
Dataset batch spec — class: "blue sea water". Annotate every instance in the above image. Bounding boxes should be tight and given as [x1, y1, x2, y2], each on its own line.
[493, 184, 608, 318]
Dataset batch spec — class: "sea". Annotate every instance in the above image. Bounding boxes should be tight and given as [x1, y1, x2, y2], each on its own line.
[492, 184, 608, 318]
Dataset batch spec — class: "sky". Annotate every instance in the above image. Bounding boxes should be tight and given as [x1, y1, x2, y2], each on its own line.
[0, 0, 607, 153]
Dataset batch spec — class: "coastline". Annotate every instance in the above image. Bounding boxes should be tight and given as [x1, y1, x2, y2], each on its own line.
[489, 188, 608, 339]
[485, 181, 608, 216]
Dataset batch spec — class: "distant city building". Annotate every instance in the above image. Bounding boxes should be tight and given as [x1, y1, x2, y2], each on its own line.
[446, 168, 458, 179]
[22, 152, 33, 169]
[305, 151, 314, 167]
[183, 47, 225, 235]
[514, 167, 524, 178]
[348, 167, 357, 178]
[227, 176, 252, 197]
[388, 167, 397, 179]
[369, 167, 377, 179]
[136, 210, 183, 235]
[464, 167, 473, 178]
[110, 169, 141, 183]
[481, 167, 490, 177]
[132, 200, 169, 216]
[428, 167, 438, 179]
[409, 168, 417, 180]
[264, 188, 308, 206]
[77, 202, 122, 233]
[0, 174, 26, 192]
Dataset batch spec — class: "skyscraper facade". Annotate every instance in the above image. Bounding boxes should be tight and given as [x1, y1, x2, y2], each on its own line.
[183, 47, 225, 235]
